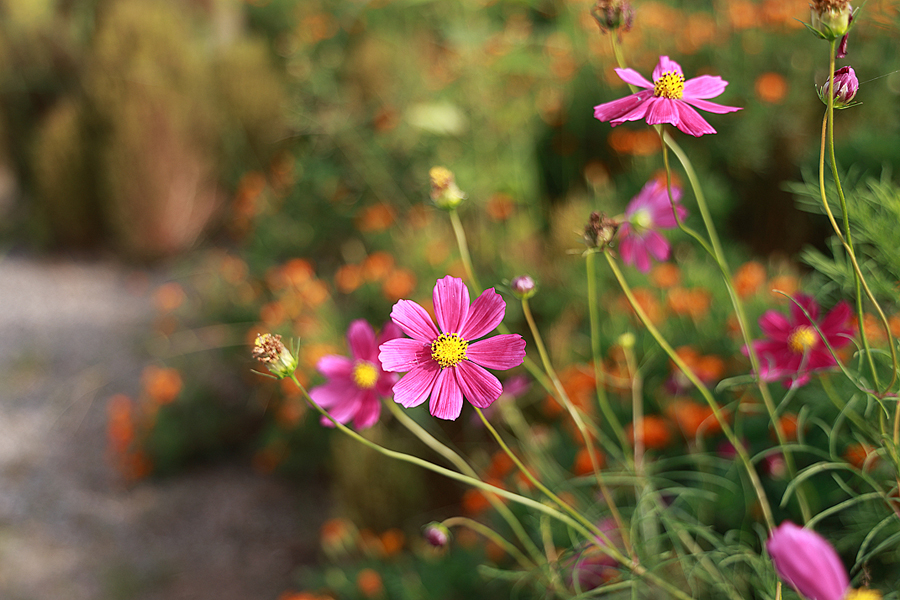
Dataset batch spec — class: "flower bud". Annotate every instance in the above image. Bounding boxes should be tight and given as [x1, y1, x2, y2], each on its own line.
[429, 166, 466, 210]
[252, 333, 298, 379]
[583, 211, 619, 250]
[591, 0, 635, 34]
[819, 66, 859, 108]
[423, 522, 450, 548]
[510, 275, 537, 299]
[809, 0, 854, 40]
[766, 521, 849, 600]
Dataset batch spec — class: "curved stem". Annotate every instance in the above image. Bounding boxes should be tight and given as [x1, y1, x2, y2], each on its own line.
[449, 208, 481, 294]
[441, 516, 535, 572]
[604, 253, 775, 530]
[585, 250, 628, 449]
[662, 132, 811, 523]
[386, 400, 544, 565]
[520, 297, 634, 557]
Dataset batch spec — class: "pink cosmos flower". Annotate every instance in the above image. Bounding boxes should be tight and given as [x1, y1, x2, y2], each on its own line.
[618, 179, 686, 273]
[378, 276, 527, 420]
[593, 55, 741, 136]
[747, 295, 853, 388]
[767, 521, 849, 600]
[309, 319, 403, 429]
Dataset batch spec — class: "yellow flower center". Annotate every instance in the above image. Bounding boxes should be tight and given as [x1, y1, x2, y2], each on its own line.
[431, 333, 469, 368]
[845, 590, 882, 600]
[788, 326, 818, 354]
[654, 71, 685, 99]
[631, 208, 653, 231]
[352, 361, 379, 389]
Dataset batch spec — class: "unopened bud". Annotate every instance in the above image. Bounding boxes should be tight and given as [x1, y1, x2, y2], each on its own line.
[429, 166, 466, 210]
[423, 522, 450, 548]
[819, 65, 859, 108]
[252, 333, 298, 379]
[591, 0, 635, 34]
[510, 275, 537, 299]
[808, 0, 854, 40]
[583, 211, 619, 250]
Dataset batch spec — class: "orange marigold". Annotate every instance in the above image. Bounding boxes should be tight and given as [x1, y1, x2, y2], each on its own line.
[734, 261, 767, 298]
[626, 415, 672, 450]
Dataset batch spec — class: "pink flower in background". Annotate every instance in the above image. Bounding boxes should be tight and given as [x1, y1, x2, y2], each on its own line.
[767, 521, 849, 600]
[309, 319, 402, 429]
[379, 276, 526, 420]
[593, 55, 741, 136]
[746, 295, 853, 388]
[618, 179, 687, 273]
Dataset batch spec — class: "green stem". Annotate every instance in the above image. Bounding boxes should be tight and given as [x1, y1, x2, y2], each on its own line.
[441, 516, 535, 572]
[520, 297, 634, 557]
[826, 44, 883, 394]
[585, 250, 629, 449]
[662, 132, 811, 524]
[292, 374, 693, 599]
[604, 254, 776, 530]
[449, 208, 481, 294]
[386, 400, 544, 565]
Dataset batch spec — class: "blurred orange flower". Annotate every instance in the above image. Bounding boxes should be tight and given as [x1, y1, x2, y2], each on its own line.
[573, 446, 607, 475]
[380, 529, 406, 557]
[382, 269, 417, 301]
[356, 569, 384, 598]
[667, 287, 711, 320]
[665, 398, 722, 438]
[142, 365, 182, 405]
[626, 415, 672, 450]
[735, 261, 767, 297]
[335, 264, 363, 294]
[650, 263, 681, 289]
[356, 202, 396, 232]
[844, 443, 879, 471]
[153, 282, 186, 312]
[755, 72, 788, 103]
[486, 193, 516, 221]
[362, 252, 394, 281]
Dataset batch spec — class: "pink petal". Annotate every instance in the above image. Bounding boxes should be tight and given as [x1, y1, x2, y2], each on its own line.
[379, 338, 432, 372]
[353, 392, 381, 429]
[759, 311, 793, 340]
[375, 371, 399, 397]
[316, 355, 354, 379]
[609, 94, 654, 126]
[309, 377, 356, 409]
[682, 75, 728, 99]
[393, 363, 440, 408]
[620, 234, 652, 273]
[377, 321, 404, 345]
[433, 276, 470, 334]
[460, 288, 506, 340]
[347, 319, 377, 361]
[767, 522, 849, 600]
[326, 389, 365, 425]
[650, 196, 687, 229]
[642, 230, 671, 262]
[455, 360, 504, 408]
[644, 97, 681, 127]
[466, 335, 526, 370]
[819, 301, 853, 340]
[673, 102, 716, 136]
[681, 97, 742, 115]
[790, 295, 820, 325]
[429, 368, 465, 420]
[391, 299, 440, 341]
[593, 91, 652, 124]
[614, 67, 653, 89]
[652, 56, 683, 81]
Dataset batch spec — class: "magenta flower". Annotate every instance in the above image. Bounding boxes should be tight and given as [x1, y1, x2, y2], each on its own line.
[747, 295, 853, 388]
[309, 319, 402, 429]
[378, 276, 526, 420]
[618, 179, 686, 273]
[767, 521, 849, 600]
[593, 55, 741, 136]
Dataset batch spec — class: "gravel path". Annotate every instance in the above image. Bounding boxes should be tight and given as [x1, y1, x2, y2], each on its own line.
[0, 256, 323, 600]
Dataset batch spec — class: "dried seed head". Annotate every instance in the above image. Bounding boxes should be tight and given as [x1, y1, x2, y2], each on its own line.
[584, 211, 619, 250]
[252, 333, 298, 379]
[591, 0, 635, 34]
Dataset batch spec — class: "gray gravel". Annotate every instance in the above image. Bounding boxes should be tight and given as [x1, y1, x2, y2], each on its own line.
[0, 256, 323, 600]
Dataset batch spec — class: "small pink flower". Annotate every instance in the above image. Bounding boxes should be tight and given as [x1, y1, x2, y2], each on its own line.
[747, 295, 853, 388]
[309, 319, 402, 429]
[593, 55, 741, 136]
[767, 521, 849, 600]
[618, 179, 687, 273]
[379, 276, 526, 420]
